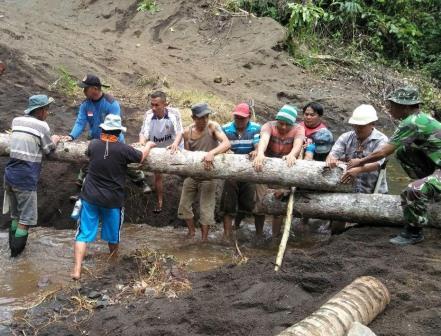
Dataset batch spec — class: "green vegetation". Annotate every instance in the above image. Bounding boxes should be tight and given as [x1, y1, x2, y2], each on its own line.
[137, 0, 159, 13]
[223, 0, 440, 117]
[48, 67, 80, 98]
[224, 1, 441, 83]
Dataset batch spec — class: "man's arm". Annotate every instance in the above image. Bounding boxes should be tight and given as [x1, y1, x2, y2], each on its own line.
[347, 143, 396, 169]
[68, 104, 88, 140]
[283, 136, 304, 167]
[138, 111, 151, 145]
[183, 127, 190, 150]
[139, 142, 156, 163]
[253, 127, 271, 172]
[209, 122, 231, 155]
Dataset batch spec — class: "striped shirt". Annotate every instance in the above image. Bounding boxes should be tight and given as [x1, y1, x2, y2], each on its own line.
[262, 121, 305, 158]
[139, 107, 183, 148]
[222, 121, 261, 154]
[4, 116, 56, 190]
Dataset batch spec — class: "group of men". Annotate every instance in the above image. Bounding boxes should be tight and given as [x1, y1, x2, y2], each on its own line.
[3, 70, 441, 279]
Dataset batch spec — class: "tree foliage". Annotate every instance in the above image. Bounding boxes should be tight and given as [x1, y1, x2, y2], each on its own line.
[234, 0, 441, 82]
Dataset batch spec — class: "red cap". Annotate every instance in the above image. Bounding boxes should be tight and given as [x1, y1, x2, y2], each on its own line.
[232, 103, 251, 118]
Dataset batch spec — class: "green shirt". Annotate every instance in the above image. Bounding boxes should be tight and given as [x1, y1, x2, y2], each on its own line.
[389, 112, 441, 166]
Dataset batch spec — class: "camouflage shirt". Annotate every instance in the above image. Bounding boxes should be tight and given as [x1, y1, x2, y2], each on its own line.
[389, 112, 441, 167]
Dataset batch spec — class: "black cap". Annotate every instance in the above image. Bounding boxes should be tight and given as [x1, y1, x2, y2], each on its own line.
[78, 74, 110, 88]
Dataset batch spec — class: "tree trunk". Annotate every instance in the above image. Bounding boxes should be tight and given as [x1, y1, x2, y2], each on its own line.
[261, 191, 441, 228]
[0, 134, 352, 192]
[278, 276, 390, 336]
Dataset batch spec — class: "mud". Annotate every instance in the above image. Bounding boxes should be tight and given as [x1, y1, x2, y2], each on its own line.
[12, 226, 441, 336]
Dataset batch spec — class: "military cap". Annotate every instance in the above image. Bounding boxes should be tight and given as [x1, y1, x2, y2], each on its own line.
[387, 87, 421, 105]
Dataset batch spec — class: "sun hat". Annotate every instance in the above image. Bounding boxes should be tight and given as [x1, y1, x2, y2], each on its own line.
[232, 103, 251, 118]
[99, 114, 127, 132]
[191, 103, 213, 118]
[24, 95, 54, 115]
[348, 104, 378, 125]
[311, 128, 333, 154]
[387, 87, 421, 105]
[275, 105, 297, 125]
[78, 74, 110, 88]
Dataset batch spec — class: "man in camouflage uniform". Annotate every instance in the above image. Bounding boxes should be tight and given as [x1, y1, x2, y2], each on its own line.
[348, 87, 441, 245]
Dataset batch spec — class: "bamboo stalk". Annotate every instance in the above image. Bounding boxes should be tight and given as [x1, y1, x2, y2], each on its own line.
[274, 187, 295, 272]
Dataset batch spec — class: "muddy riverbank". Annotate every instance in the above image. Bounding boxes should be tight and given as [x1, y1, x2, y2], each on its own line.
[8, 226, 441, 336]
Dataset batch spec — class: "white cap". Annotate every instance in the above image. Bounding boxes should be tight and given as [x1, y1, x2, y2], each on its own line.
[348, 104, 378, 125]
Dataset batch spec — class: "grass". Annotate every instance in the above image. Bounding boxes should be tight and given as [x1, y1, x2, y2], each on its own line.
[167, 88, 234, 126]
[137, 0, 159, 14]
[48, 66, 81, 98]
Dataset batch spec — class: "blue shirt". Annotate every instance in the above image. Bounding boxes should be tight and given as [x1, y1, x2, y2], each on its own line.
[222, 121, 261, 154]
[69, 94, 124, 142]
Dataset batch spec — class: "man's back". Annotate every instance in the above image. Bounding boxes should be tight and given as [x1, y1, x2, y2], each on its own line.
[81, 139, 141, 208]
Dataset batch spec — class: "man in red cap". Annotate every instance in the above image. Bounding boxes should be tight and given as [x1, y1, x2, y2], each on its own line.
[220, 103, 264, 240]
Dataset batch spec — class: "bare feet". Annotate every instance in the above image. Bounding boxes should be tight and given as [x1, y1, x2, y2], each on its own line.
[71, 267, 81, 280]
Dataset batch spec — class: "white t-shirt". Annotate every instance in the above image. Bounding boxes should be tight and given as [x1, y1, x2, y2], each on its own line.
[140, 107, 183, 148]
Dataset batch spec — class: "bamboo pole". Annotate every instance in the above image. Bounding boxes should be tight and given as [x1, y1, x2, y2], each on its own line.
[274, 187, 295, 272]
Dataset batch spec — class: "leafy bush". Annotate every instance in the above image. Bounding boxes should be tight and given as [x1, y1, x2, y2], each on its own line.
[137, 0, 159, 13]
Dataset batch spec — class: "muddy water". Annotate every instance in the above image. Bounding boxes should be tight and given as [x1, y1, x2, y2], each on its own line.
[0, 223, 280, 324]
[0, 160, 410, 325]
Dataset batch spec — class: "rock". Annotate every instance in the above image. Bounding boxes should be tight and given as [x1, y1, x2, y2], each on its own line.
[37, 275, 50, 288]
[347, 322, 377, 336]
[144, 288, 156, 297]
[213, 76, 222, 83]
[87, 291, 101, 299]
[95, 299, 108, 309]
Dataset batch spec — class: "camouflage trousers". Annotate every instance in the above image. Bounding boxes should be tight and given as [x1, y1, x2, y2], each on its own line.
[401, 169, 441, 227]
[77, 163, 145, 184]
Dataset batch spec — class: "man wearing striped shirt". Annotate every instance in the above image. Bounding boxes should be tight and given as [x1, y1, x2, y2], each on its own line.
[220, 103, 264, 239]
[3, 95, 60, 257]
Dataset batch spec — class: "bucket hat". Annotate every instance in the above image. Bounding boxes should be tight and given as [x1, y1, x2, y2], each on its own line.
[24, 95, 54, 115]
[387, 87, 421, 105]
[348, 104, 378, 125]
[99, 114, 127, 132]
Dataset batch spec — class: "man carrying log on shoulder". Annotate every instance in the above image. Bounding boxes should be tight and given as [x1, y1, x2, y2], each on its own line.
[177, 103, 230, 241]
[326, 104, 389, 194]
[3, 95, 60, 257]
[71, 114, 155, 280]
[138, 91, 183, 214]
[220, 103, 264, 240]
[253, 105, 304, 238]
[348, 87, 441, 246]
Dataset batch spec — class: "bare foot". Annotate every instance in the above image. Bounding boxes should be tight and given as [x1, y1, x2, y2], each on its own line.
[71, 266, 81, 280]
[186, 231, 196, 239]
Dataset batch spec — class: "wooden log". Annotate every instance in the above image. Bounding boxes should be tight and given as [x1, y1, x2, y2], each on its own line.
[277, 276, 390, 336]
[261, 191, 441, 228]
[0, 133, 352, 192]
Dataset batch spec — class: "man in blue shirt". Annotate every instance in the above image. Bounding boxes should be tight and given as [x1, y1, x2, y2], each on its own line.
[221, 103, 264, 239]
[62, 74, 146, 190]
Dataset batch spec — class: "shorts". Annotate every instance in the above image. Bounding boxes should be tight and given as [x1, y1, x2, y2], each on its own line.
[4, 183, 38, 226]
[220, 180, 256, 216]
[75, 199, 124, 244]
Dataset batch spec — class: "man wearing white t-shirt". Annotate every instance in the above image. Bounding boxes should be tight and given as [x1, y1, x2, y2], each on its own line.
[139, 91, 183, 213]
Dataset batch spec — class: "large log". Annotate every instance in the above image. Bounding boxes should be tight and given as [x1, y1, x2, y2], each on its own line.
[261, 191, 441, 228]
[278, 276, 390, 336]
[0, 133, 352, 192]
